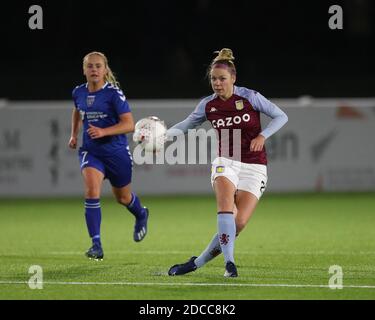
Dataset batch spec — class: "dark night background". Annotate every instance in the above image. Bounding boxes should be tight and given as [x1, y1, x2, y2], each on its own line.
[1, 0, 374, 100]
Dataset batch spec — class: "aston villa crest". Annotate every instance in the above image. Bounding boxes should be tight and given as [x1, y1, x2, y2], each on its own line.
[86, 95, 95, 107]
[235, 100, 244, 110]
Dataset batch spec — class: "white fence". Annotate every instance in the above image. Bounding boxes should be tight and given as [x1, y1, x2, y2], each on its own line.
[0, 98, 374, 196]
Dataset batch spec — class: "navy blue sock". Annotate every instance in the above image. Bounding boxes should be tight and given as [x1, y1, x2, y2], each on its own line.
[125, 193, 146, 219]
[85, 199, 102, 246]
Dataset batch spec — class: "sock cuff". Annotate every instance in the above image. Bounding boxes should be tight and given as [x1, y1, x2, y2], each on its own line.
[217, 211, 233, 215]
[217, 213, 235, 223]
[126, 193, 136, 208]
[85, 198, 100, 208]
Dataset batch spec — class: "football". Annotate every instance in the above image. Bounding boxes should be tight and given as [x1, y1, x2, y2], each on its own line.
[133, 116, 167, 152]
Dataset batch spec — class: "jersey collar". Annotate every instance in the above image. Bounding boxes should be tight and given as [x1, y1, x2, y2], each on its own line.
[85, 82, 109, 89]
[85, 82, 109, 93]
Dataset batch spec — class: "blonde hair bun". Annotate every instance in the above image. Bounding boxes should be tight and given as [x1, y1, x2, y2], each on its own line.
[213, 48, 235, 62]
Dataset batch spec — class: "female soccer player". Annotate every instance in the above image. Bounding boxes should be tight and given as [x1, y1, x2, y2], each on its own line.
[68, 51, 149, 260]
[167, 48, 288, 277]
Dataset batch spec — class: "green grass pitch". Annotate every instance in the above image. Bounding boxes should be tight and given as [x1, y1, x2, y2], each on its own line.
[0, 193, 374, 300]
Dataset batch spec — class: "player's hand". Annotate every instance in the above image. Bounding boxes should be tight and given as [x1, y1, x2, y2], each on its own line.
[250, 134, 265, 152]
[87, 124, 106, 139]
[68, 136, 78, 149]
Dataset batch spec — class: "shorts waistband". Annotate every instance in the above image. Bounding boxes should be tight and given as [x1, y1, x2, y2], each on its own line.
[214, 157, 267, 171]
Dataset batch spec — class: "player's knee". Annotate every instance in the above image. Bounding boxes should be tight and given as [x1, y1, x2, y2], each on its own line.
[217, 198, 235, 212]
[116, 194, 132, 206]
[235, 220, 247, 233]
[85, 187, 101, 199]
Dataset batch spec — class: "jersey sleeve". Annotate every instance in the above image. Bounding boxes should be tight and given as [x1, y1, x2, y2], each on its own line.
[167, 98, 208, 137]
[72, 86, 79, 109]
[249, 91, 288, 139]
[112, 88, 131, 115]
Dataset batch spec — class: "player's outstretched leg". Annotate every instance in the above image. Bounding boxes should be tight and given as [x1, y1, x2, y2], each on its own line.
[84, 198, 104, 260]
[168, 231, 241, 276]
[194, 233, 222, 268]
[168, 233, 222, 276]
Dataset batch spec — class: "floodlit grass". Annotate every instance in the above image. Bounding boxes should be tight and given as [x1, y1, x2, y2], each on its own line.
[0, 193, 374, 299]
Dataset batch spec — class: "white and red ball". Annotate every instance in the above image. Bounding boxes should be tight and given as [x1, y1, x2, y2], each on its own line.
[133, 116, 167, 152]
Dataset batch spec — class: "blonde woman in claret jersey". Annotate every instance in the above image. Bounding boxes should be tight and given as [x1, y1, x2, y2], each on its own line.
[167, 49, 288, 277]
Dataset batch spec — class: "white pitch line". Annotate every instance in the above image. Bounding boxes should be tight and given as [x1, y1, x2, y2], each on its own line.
[47, 251, 193, 255]
[3, 250, 375, 256]
[0, 281, 375, 289]
[45, 250, 375, 256]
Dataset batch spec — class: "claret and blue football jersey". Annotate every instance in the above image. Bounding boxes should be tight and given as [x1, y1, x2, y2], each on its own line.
[72, 82, 131, 157]
[167, 86, 288, 165]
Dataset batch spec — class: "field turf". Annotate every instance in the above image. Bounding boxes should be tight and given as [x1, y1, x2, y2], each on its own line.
[0, 193, 374, 300]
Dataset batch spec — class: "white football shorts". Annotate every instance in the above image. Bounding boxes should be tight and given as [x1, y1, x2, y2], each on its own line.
[211, 157, 268, 200]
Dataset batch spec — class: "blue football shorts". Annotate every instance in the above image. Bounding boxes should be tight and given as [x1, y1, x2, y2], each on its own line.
[78, 147, 133, 188]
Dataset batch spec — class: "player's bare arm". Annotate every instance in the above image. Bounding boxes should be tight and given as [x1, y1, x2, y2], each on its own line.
[87, 113, 135, 139]
[69, 108, 81, 149]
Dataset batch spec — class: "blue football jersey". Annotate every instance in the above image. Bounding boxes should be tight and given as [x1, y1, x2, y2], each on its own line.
[72, 82, 131, 156]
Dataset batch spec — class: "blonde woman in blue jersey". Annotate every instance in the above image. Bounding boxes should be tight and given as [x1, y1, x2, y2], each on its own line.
[68, 52, 149, 260]
[168, 49, 288, 277]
